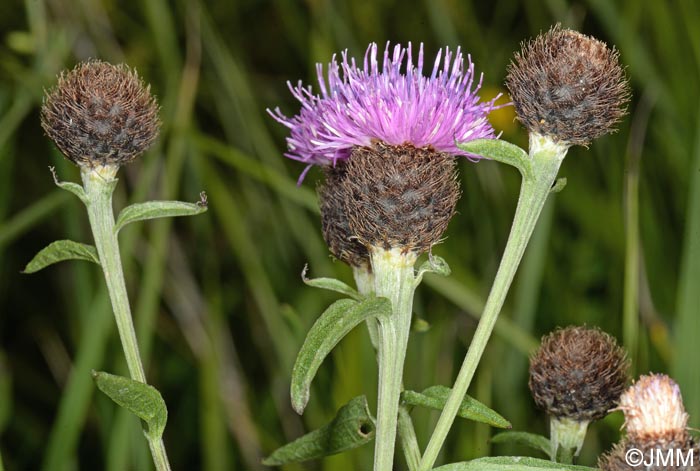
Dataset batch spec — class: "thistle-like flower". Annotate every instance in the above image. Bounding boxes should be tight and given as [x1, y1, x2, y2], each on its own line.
[41, 60, 160, 168]
[599, 374, 699, 471]
[506, 25, 630, 147]
[271, 43, 498, 259]
[529, 326, 629, 456]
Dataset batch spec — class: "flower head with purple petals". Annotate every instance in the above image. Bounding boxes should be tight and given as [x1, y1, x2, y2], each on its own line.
[269, 42, 500, 177]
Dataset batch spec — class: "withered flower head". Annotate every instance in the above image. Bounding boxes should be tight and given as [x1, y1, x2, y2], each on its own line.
[529, 325, 629, 422]
[319, 163, 370, 268]
[338, 142, 460, 255]
[41, 60, 160, 168]
[506, 25, 630, 146]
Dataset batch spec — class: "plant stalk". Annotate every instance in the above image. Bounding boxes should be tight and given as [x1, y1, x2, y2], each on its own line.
[82, 166, 172, 471]
[419, 135, 568, 470]
[371, 248, 417, 471]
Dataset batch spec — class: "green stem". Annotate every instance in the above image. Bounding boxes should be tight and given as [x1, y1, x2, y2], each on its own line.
[81, 166, 172, 471]
[354, 265, 423, 471]
[371, 248, 417, 471]
[419, 135, 568, 470]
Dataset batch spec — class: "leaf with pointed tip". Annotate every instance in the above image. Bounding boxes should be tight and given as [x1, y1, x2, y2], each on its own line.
[301, 265, 361, 300]
[434, 456, 596, 471]
[23, 240, 100, 273]
[263, 395, 375, 466]
[291, 296, 391, 414]
[401, 385, 511, 429]
[114, 197, 208, 234]
[50, 167, 88, 204]
[415, 255, 451, 286]
[92, 371, 167, 441]
[490, 432, 553, 458]
[457, 139, 530, 175]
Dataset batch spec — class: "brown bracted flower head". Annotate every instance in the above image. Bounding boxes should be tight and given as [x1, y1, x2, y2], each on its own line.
[41, 60, 160, 168]
[338, 142, 460, 255]
[506, 25, 630, 146]
[529, 325, 629, 422]
[318, 163, 370, 268]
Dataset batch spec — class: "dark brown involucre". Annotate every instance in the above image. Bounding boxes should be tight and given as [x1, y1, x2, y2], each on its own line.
[319, 163, 370, 268]
[506, 25, 630, 146]
[339, 142, 460, 254]
[41, 60, 160, 167]
[529, 326, 629, 422]
[598, 435, 700, 471]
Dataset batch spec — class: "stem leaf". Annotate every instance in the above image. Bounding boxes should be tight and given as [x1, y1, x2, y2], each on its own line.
[50, 167, 88, 204]
[23, 240, 100, 273]
[433, 456, 596, 471]
[114, 197, 208, 234]
[457, 139, 530, 174]
[92, 371, 167, 441]
[491, 431, 553, 458]
[415, 255, 451, 286]
[302, 265, 361, 300]
[263, 395, 375, 466]
[291, 296, 391, 414]
[401, 385, 511, 429]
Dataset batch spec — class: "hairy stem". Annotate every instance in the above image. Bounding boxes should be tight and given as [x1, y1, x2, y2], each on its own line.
[82, 166, 172, 471]
[371, 248, 417, 471]
[419, 135, 568, 470]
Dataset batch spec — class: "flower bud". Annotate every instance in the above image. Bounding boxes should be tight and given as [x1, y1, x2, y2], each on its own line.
[338, 142, 460, 255]
[529, 326, 629, 422]
[506, 25, 630, 146]
[41, 60, 160, 168]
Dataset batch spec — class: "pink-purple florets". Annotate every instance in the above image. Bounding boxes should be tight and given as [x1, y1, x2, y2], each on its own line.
[269, 42, 500, 172]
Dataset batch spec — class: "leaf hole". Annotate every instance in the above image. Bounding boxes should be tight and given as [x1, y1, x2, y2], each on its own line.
[358, 421, 372, 436]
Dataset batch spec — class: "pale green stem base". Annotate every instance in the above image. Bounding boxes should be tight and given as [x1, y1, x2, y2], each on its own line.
[354, 265, 422, 471]
[550, 416, 588, 464]
[371, 248, 417, 471]
[419, 135, 568, 470]
[82, 166, 172, 471]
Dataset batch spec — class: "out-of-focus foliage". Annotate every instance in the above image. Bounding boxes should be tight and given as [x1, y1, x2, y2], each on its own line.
[1, 0, 699, 469]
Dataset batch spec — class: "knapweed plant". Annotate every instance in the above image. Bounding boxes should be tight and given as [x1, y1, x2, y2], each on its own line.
[265, 25, 646, 471]
[25, 60, 207, 471]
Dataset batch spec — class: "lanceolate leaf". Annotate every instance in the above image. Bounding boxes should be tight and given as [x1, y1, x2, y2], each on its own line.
[457, 139, 530, 175]
[291, 296, 391, 414]
[433, 456, 597, 471]
[491, 431, 552, 458]
[415, 255, 451, 286]
[23, 240, 100, 273]
[114, 196, 208, 234]
[402, 385, 511, 429]
[263, 395, 375, 466]
[301, 265, 361, 300]
[92, 371, 167, 441]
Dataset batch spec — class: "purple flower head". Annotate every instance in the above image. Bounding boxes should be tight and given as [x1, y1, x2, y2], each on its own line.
[269, 42, 500, 179]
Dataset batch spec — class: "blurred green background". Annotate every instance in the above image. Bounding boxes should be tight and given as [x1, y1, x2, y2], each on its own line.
[1, 0, 699, 469]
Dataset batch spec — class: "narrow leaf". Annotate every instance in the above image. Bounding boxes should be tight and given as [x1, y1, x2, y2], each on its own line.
[92, 371, 167, 441]
[415, 255, 451, 286]
[402, 385, 511, 429]
[263, 395, 375, 465]
[114, 194, 208, 234]
[491, 432, 552, 458]
[434, 456, 596, 471]
[457, 139, 530, 175]
[50, 166, 88, 204]
[23, 240, 100, 273]
[302, 264, 361, 300]
[291, 296, 391, 414]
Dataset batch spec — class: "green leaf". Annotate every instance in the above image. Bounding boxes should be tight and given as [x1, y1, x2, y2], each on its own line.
[114, 194, 208, 234]
[23, 240, 100, 273]
[263, 395, 375, 465]
[415, 255, 451, 286]
[302, 265, 361, 300]
[50, 166, 88, 204]
[550, 177, 567, 193]
[434, 456, 597, 471]
[291, 296, 391, 414]
[491, 432, 553, 458]
[457, 139, 530, 175]
[401, 385, 511, 429]
[92, 371, 167, 441]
